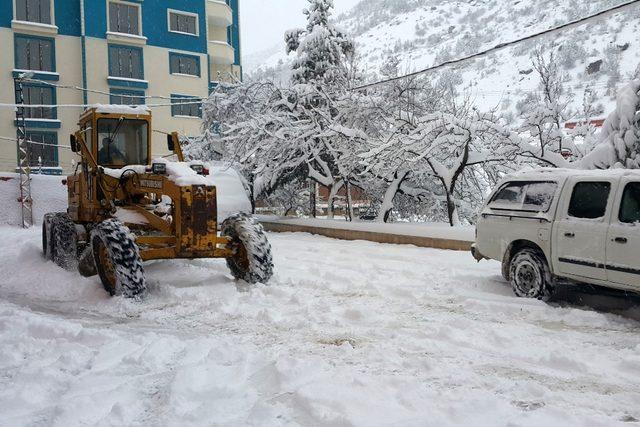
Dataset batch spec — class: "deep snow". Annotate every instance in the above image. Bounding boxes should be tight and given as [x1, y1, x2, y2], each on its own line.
[0, 227, 639, 426]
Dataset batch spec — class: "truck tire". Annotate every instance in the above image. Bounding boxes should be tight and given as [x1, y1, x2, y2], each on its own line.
[91, 219, 146, 298]
[509, 248, 553, 300]
[42, 213, 55, 260]
[501, 258, 511, 282]
[52, 213, 78, 271]
[221, 213, 274, 284]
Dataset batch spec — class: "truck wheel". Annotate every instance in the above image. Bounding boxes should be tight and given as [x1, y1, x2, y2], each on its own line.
[42, 213, 55, 260]
[509, 248, 553, 300]
[52, 213, 78, 271]
[91, 219, 146, 298]
[501, 258, 511, 282]
[221, 213, 274, 284]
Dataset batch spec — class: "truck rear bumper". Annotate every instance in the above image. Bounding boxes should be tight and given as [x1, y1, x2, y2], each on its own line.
[471, 243, 487, 262]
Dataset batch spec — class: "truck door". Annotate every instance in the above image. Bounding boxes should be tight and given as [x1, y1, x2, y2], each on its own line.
[554, 179, 616, 281]
[606, 179, 640, 290]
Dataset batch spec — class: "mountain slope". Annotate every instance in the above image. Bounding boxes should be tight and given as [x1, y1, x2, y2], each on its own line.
[246, 0, 640, 116]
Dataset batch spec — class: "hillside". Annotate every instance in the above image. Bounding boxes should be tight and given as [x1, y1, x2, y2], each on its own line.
[245, 0, 640, 117]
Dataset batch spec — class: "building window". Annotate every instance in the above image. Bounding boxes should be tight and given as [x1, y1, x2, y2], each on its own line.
[15, 0, 52, 24]
[15, 35, 55, 72]
[19, 84, 56, 119]
[171, 95, 201, 118]
[108, 45, 143, 79]
[108, 1, 141, 36]
[110, 89, 145, 105]
[169, 53, 200, 77]
[168, 10, 198, 36]
[25, 131, 58, 167]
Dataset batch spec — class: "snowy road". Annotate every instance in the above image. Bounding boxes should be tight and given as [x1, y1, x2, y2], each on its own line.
[1, 226, 639, 426]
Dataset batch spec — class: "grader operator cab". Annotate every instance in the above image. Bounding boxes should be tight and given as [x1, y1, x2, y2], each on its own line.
[42, 106, 273, 297]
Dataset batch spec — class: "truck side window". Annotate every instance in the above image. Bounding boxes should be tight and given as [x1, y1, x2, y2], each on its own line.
[619, 182, 640, 223]
[568, 182, 611, 219]
[491, 182, 526, 208]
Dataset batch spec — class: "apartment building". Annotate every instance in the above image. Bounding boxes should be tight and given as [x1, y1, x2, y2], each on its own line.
[0, 0, 242, 174]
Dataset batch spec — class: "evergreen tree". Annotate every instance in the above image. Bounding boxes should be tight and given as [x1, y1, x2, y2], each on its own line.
[285, 0, 354, 86]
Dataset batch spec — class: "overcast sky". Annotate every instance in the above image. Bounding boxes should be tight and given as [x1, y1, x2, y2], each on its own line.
[239, 0, 361, 56]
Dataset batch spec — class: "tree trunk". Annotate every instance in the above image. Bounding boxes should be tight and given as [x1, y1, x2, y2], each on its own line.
[309, 179, 316, 218]
[326, 181, 343, 219]
[377, 171, 407, 223]
[345, 179, 354, 222]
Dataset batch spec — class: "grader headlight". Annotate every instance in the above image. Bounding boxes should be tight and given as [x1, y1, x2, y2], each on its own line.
[152, 163, 167, 175]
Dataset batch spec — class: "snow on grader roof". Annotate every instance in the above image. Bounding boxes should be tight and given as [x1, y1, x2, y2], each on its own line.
[87, 104, 151, 115]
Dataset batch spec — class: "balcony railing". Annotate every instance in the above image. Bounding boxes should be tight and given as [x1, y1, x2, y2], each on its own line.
[207, 0, 233, 27]
[209, 41, 235, 65]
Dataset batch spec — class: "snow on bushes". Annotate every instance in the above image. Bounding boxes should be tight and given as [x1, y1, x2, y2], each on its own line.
[580, 81, 640, 169]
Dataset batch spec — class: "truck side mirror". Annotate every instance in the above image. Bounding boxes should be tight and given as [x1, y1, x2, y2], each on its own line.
[167, 134, 175, 151]
[69, 135, 78, 153]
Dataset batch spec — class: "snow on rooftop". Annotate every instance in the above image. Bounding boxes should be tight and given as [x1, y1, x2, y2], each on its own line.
[508, 167, 640, 180]
[89, 104, 151, 116]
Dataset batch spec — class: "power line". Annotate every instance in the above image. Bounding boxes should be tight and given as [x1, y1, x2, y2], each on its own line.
[0, 135, 72, 149]
[0, 100, 204, 109]
[23, 78, 176, 100]
[351, 0, 640, 91]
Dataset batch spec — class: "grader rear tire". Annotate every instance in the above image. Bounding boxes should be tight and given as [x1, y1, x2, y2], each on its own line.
[42, 213, 55, 260]
[91, 219, 146, 298]
[52, 213, 78, 271]
[222, 213, 274, 284]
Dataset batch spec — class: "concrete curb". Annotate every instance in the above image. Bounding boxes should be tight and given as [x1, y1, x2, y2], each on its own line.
[260, 221, 474, 251]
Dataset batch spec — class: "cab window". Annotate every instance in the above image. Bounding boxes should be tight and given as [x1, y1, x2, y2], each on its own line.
[568, 182, 611, 219]
[489, 181, 557, 212]
[619, 182, 640, 223]
[97, 118, 148, 167]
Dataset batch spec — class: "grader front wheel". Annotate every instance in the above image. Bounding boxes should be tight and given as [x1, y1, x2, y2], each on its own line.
[221, 213, 274, 284]
[91, 219, 146, 298]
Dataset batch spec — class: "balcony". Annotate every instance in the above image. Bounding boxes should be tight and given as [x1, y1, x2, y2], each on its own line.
[207, 0, 233, 27]
[209, 41, 235, 65]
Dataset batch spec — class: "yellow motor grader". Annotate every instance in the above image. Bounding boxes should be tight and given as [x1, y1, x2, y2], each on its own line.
[42, 106, 273, 297]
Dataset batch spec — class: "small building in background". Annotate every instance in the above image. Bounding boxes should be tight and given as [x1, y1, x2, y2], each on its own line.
[0, 0, 242, 175]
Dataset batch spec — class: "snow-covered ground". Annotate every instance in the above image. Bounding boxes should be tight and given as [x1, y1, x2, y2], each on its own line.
[1, 226, 640, 426]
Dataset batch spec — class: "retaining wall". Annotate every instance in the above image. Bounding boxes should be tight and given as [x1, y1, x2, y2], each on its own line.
[260, 220, 474, 251]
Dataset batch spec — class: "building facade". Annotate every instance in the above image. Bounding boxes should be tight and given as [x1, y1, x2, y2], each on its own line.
[0, 0, 241, 174]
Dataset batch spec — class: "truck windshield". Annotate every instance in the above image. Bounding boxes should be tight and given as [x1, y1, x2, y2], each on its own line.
[97, 118, 149, 167]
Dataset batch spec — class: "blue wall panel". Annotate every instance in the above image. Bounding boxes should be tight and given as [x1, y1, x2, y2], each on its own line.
[0, 0, 12, 28]
[229, 0, 241, 65]
[56, 0, 81, 36]
[0, 0, 81, 33]
[84, 0, 207, 54]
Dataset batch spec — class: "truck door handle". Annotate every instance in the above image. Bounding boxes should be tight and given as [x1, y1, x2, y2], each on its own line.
[564, 232, 575, 238]
[614, 237, 628, 244]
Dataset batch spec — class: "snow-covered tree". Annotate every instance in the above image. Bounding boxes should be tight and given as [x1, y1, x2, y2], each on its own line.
[285, 0, 354, 87]
[580, 80, 640, 169]
[364, 105, 516, 226]
[509, 49, 574, 167]
[263, 177, 310, 216]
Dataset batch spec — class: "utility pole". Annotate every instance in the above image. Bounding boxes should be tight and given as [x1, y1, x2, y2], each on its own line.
[14, 72, 35, 228]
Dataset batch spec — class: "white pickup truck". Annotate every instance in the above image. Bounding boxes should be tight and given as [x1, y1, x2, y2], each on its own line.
[472, 169, 640, 299]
